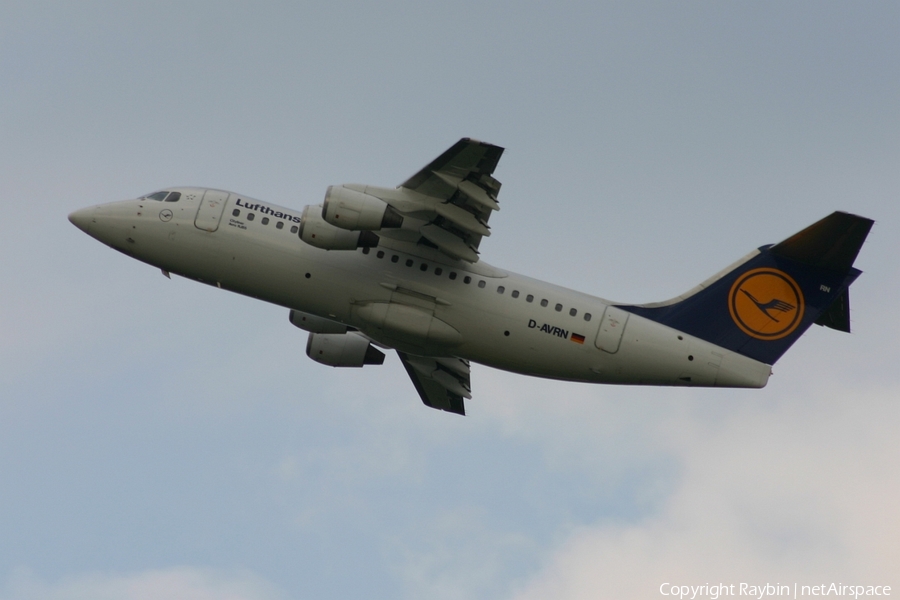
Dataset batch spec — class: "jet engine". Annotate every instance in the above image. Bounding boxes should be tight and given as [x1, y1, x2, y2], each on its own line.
[322, 185, 404, 231]
[299, 204, 379, 250]
[306, 332, 385, 367]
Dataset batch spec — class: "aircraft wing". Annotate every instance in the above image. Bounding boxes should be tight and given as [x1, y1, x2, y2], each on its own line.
[395, 138, 504, 263]
[397, 352, 471, 416]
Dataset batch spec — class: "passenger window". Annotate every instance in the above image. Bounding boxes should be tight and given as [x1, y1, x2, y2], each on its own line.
[262, 217, 269, 225]
[276, 221, 284, 229]
[464, 276, 471, 284]
[449, 272, 457, 280]
[247, 213, 255, 221]
[290, 225, 298, 234]
[478, 280, 486, 288]
[540, 299, 548, 307]
[512, 290, 519, 298]
[569, 308, 577, 317]
[406, 259, 413, 267]
[362, 247, 370, 254]
[391, 255, 399, 263]
[232, 209, 240, 217]
[526, 294, 534, 302]
[165, 192, 181, 202]
[497, 286, 505, 294]
[584, 313, 592, 321]
[377, 250, 384, 259]
[555, 303, 563, 312]
[420, 263, 428, 271]
[434, 267, 442, 275]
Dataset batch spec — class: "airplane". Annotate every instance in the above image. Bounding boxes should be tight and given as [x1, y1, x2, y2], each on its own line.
[69, 138, 873, 416]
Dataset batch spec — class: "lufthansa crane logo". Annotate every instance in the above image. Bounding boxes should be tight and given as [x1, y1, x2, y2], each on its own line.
[728, 268, 805, 340]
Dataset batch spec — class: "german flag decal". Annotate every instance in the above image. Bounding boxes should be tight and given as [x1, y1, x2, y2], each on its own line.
[571, 333, 585, 344]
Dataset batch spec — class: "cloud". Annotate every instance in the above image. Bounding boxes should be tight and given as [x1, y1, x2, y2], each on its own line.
[506, 383, 900, 599]
[389, 506, 538, 600]
[2, 567, 283, 600]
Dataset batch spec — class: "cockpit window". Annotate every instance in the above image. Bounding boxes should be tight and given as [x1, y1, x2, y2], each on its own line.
[143, 191, 169, 201]
[164, 192, 181, 202]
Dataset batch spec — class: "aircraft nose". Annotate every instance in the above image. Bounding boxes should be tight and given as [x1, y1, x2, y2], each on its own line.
[68, 206, 96, 234]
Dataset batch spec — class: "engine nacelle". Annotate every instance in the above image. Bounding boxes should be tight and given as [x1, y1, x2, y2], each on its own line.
[289, 310, 348, 334]
[299, 204, 379, 250]
[323, 185, 404, 231]
[306, 332, 386, 367]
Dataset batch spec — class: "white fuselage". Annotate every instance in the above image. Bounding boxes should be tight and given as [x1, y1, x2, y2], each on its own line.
[70, 188, 770, 389]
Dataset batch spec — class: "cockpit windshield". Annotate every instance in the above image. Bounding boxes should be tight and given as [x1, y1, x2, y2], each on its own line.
[142, 191, 181, 202]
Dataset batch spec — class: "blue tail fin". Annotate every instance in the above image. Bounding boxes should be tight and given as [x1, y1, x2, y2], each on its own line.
[621, 212, 874, 365]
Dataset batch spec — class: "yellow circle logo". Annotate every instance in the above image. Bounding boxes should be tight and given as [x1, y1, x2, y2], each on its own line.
[728, 268, 805, 340]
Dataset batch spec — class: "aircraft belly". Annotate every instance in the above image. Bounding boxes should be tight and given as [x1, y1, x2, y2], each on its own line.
[132, 222, 356, 323]
[600, 315, 770, 388]
[450, 312, 599, 381]
[352, 302, 462, 351]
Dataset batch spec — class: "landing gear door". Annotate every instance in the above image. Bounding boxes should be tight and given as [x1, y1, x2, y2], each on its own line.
[595, 305, 629, 354]
[194, 190, 229, 232]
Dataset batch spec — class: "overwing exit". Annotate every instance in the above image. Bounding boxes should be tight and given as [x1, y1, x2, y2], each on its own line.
[69, 139, 874, 415]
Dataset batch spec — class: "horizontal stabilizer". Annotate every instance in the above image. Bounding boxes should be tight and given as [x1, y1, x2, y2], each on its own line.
[770, 211, 874, 272]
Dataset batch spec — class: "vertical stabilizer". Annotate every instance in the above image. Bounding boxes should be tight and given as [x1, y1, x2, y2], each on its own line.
[622, 212, 873, 364]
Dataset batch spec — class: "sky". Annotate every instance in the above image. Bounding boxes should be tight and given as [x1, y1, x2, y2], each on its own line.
[1, 2, 898, 599]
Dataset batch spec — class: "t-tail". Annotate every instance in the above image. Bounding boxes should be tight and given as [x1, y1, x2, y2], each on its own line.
[621, 212, 874, 366]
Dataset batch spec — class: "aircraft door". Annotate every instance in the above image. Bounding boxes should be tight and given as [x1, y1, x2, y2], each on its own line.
[594, 305, 629, 353]
[194, 189, 229, 232]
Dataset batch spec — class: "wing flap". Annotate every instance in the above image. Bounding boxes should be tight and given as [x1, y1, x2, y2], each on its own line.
[398, 351, 471, 416]
[458, 179, 500, 212]
[434, 202, 491, 237]
[419, 224, 480, 262]
[389, 138, 503, 263]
